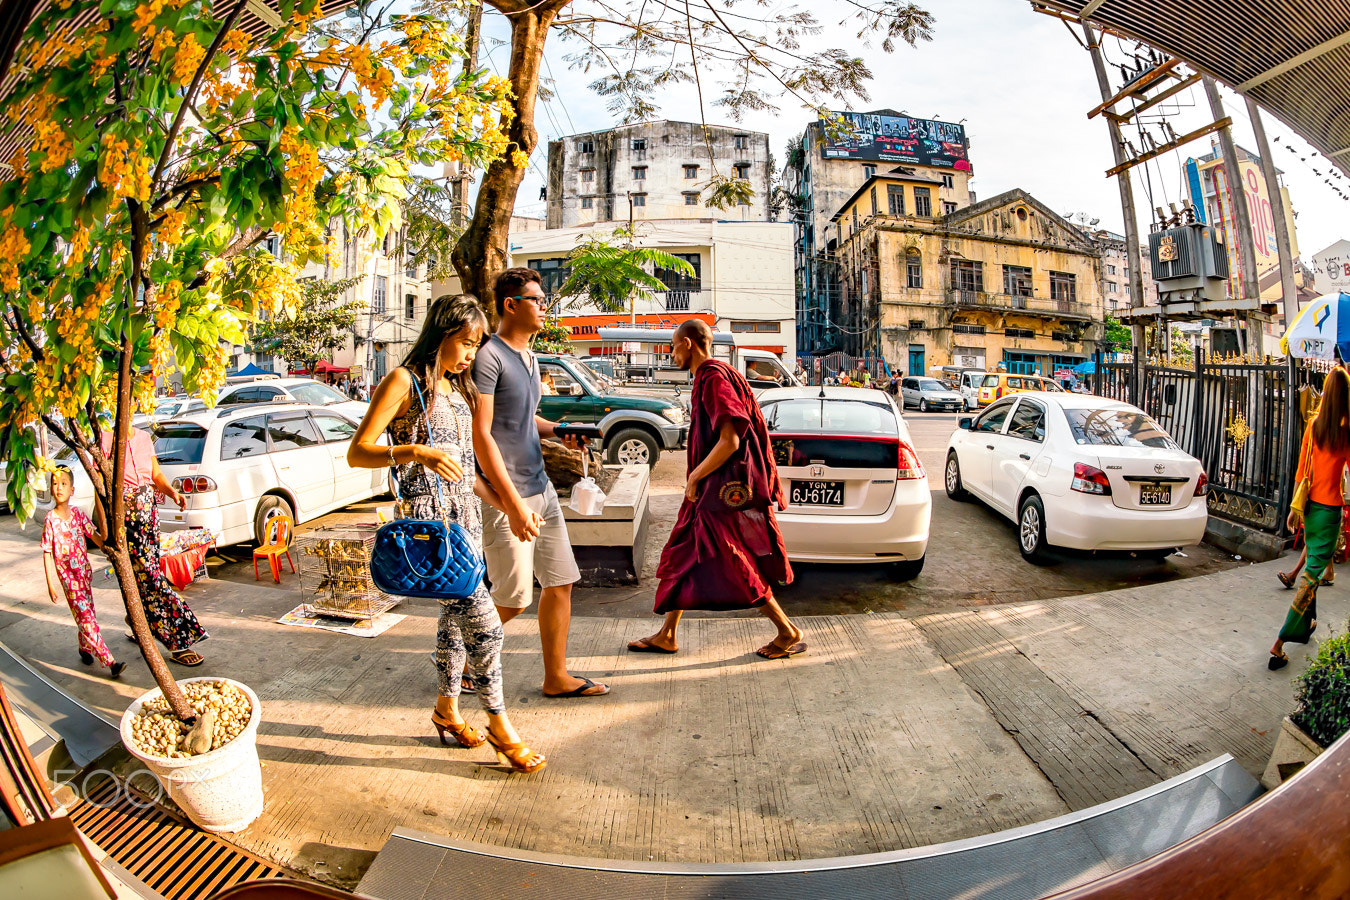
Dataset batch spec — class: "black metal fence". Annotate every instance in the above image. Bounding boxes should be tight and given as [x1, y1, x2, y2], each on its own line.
[1092, 353, 1328, 536]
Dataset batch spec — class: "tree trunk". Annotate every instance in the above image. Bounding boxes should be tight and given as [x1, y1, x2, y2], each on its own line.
[451, 1, 568, 321]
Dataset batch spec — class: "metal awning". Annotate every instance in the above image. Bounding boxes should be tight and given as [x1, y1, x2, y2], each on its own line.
[1033, 0, 1350, 175]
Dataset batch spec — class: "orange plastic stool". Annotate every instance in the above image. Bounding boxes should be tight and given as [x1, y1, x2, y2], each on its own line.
[253, 514, 295, 584]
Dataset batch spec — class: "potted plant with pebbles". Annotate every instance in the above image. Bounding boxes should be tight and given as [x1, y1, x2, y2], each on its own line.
[1262, 624, 1350, 789]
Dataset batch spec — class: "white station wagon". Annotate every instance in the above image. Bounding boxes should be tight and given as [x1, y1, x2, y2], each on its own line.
[944, 392, 1208, 563]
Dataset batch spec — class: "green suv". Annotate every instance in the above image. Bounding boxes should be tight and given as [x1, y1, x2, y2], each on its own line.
[536, 354, 687, 467]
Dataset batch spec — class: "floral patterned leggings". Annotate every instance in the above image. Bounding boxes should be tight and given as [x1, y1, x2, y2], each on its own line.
[124, 485, 208, 653]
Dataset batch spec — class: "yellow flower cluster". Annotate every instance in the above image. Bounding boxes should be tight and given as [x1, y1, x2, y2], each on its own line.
[252, 261, 302, 316]
[155, 279, 182, 328]
[171, 33, 206, 85]
[293, 0, 325, 35]
[399, 18, 444, 57]
[132, 0, 166, 33]
[346, 44, 394, 106]
[150, 28, 177, 62]
[220, 28, 250, 60]
[0, 223, 31, 293]
[277, 128, 326, 255]
[158, 204, 190, 246]
[64, 227, 90, 275]
[511, 149, 529, 169]
[99, 133, 152, 201]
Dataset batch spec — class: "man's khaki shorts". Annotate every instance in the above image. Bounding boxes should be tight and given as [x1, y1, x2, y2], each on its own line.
[481, 484, 581, 609]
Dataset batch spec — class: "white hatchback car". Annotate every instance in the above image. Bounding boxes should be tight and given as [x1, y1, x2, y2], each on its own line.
[944, 392, 1208, 563]
[36, 404, 387, 546]
[759, 386, 931, 579]
[215, 378, 367, 421]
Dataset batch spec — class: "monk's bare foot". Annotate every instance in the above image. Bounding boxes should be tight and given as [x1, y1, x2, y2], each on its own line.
[627, 635, 678, 654]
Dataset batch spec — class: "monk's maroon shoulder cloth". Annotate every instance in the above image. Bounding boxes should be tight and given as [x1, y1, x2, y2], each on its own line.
[653, 360, 793, 613]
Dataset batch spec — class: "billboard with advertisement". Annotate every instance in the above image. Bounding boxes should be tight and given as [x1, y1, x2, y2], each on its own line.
[819, 112, 971, 170]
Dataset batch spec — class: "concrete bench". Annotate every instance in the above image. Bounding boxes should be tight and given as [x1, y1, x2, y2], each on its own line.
[356, 754, 1261, 900]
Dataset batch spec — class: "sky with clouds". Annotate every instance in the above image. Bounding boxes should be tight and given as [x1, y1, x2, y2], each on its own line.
[469, 0, 1350, 259]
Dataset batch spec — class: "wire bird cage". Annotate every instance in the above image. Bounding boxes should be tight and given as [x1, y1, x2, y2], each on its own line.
[294, 525, 400, 620]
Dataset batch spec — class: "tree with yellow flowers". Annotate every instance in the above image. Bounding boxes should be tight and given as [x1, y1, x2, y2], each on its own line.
[0, 0, 514, 718]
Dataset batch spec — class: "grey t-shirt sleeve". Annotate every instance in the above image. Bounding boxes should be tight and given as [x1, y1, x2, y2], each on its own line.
[473, 344, 502, 397]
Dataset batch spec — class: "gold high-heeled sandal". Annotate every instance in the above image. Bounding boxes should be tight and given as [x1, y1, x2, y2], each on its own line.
[432, 711, 485, 748]
[484, 729, 547, 774]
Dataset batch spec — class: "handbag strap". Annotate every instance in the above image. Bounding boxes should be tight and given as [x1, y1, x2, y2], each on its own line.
[407, 368, 475, 525]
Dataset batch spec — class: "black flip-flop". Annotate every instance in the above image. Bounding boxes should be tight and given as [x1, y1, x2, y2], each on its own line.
[1268, 652, 1289, 671]
[627, 638, 677, 654]
[543, 676, 609, 698]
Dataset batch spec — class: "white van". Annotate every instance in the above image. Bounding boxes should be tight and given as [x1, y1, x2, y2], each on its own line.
[958, 371, 989, 411]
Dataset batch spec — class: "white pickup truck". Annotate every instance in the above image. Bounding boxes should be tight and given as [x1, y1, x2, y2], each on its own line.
[592, 327, 801, 392]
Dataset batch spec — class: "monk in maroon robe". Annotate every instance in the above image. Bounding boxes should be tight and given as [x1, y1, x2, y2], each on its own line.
[627, 320, 805, 659]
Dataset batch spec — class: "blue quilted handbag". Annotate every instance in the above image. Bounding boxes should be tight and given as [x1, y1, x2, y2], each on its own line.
[369, 372, 485, 600]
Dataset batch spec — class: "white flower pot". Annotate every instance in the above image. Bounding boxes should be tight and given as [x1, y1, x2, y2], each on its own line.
[1260, 715, 1324, 790]
[120, 677, 264, 833]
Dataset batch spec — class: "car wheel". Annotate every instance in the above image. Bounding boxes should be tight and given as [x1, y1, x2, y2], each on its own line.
[1017, 494, 1054, 565]
[944, 452, 968, 501]
[606, 427, 660, 467]
[889, 555, 925, 582]
[920, 399, 929, 412]
[253, 494, 294, 546]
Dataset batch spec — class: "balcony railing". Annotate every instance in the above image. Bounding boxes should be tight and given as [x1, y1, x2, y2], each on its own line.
[947, 290, 1091, 320]
[660, 290, 700, 312]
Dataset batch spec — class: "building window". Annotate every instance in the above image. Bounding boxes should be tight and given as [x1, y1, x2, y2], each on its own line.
[581, 196, 594, 210]
[576, 139, 594, 153]
[529, 257, 572, 299]
[908, 319, 925, 330]
[381, 231, 390, 255]
[656, 252, 701, 293]
[869, 186, 877, 214]
[950, 259, 983, 292]
[1003, 265, 1033, 297]
[906, 250, 922, 289]
[683, 192, 699, 206]
[914, 187, 932, 217]
[863, 164, 875, 180]
[580, 168, 595, 183]
[404, 294, 416, 319]
[684, 164, 699, 179]
[1107, 282, 1118, 293]
[941, 174, 954, 189]
[734, 163, 751, 180]
[734, 134, 749, 150]
[632, 193, 646, 207]
[1006, 327, 1035, 339]
[372, 275, 387, 314]
[953, 323, 987, 335]
[1107, 264, 1117, 275]
[632, 165, 647, 180]
[1050, 271, 1077, 303]
[942, 201, 957, 215]
[887, 185, 906, 216]
[730, 321, 782, 333]
[1051, 330, 1073, 342]
[405, 258, 418, 279]
[631, 138, 646, 151]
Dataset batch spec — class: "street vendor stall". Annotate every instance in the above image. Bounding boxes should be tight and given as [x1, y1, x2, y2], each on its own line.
[158, 528, 216, 590]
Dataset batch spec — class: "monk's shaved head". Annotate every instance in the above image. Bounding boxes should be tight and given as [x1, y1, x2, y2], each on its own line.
[675, 318, 713, 350]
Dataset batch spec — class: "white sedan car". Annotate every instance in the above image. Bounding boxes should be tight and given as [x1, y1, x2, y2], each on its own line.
[36, 404, 388, 546]
[215, 378, 367, 421]
[944, 392, 1208, 563]
[759, 386, 931, 579]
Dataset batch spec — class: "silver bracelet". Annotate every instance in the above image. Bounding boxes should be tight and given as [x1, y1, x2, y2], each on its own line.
[388, 445, 398, 467]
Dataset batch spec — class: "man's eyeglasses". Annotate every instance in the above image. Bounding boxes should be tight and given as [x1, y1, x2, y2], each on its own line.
[507, 294, 551, 309]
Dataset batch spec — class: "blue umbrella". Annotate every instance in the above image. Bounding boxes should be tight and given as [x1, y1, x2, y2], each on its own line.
[1281, 291, 1350, 360]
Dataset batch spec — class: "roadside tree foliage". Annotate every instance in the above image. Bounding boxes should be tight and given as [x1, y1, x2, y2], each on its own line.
[251, 275, 364, 377]
[0, 0, 512, 717]
[411, 0, 934, 317]
[557, 225, 694, 315]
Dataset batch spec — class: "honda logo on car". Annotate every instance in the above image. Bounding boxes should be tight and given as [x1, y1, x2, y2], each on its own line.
[810, 465, 824, 478]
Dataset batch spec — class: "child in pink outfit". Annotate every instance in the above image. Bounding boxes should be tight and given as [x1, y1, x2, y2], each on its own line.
[41, 468, 124, 678]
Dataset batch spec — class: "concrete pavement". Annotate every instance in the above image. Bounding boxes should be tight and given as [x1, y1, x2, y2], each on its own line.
[0, 512, 1337, 888]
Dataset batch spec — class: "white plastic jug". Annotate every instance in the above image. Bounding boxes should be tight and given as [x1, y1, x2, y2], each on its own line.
[568, 450, 606, 516]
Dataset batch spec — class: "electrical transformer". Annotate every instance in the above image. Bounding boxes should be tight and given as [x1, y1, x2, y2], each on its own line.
[1148, 222, 1230, 306]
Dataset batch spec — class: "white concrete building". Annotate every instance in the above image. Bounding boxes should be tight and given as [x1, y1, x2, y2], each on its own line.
[1089, 229, 1157, 316]
[509, 219, 796, 361]
[545, 121, 772, 228]
[1311, 239, 1350, 295]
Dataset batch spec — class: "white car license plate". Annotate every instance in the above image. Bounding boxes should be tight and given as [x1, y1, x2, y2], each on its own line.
[1139, 483, 1172, 506]
[791, 480, 844, 506]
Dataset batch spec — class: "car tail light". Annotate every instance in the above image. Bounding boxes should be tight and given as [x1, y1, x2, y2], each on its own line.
[995, 387, 1004, 399]
[898, 441, 925, 480]
[1194, 470, 1208, 497]
[173, 476, 217, 494]
[1071, 462, 1112, 495]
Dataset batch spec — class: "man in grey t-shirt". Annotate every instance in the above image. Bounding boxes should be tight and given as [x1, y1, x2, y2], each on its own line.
[472, 268, 610, 699]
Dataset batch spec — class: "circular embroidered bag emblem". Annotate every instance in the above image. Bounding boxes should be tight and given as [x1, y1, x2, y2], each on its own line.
[720, 481, 751, 508]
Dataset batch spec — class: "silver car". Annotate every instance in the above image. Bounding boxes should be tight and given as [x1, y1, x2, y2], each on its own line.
[900, 377, 964, 413]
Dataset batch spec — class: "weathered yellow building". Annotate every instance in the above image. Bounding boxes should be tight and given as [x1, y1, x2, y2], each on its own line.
[830, 178, 1105, 376]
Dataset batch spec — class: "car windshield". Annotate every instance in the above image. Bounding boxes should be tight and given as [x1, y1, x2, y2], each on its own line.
[1064, 408, 1178, 449]
[583, 364, 619, 392]
[918, 379, 946, 392]
[563, 361, 604, 394]
[763, 398, 897, 435]
[154, 400, 180, 415]
[981, 375, 999, 387]
[288, 382, 349, 406]
[153, 423, 208, 464]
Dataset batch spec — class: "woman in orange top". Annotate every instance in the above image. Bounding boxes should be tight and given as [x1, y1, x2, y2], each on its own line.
[1270, 366, 1350, 669]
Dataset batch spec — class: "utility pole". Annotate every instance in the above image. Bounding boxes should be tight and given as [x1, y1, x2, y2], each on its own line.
[1084, 22, 1148, 365]
[1203, 76, 1264, 356]
[1245, 96, 1299, 330]
[627, 191, 635, 324]
[449, 3, 484, 228]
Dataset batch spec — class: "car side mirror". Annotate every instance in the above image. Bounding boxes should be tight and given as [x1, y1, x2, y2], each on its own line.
[959, 417, 973, 430]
